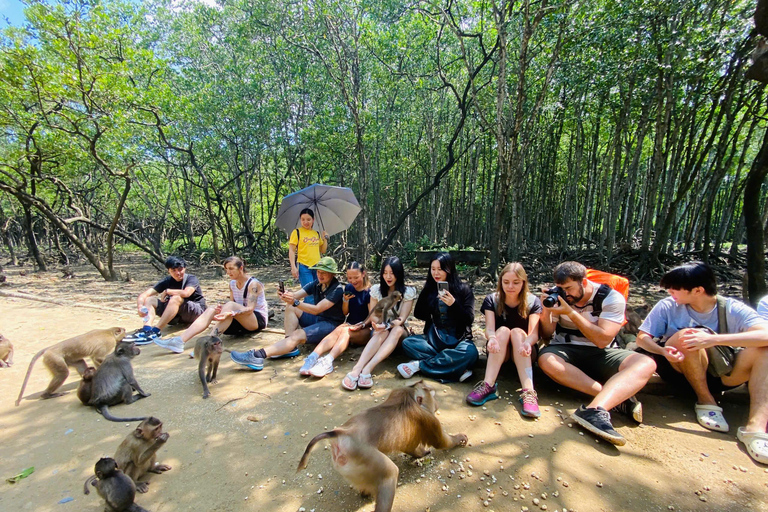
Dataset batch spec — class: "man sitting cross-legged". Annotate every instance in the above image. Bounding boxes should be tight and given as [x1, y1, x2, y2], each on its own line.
[538, 261, 656, 447]
[636, 261, 768, 465]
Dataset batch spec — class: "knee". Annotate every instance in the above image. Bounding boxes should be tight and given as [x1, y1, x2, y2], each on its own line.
[496, 326, 511, 339]
[389, 326, 405, 339]
[168, 295, 184, 306]
[510, 328, 526, 342]
[537, 352, 559, 373]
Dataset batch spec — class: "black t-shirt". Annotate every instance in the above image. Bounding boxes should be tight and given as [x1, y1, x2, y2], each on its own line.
[480, 293, 542, 332]
[302, 279, 345, 322]
[153, 274, 206, 305]
[344, 284, 371, 324]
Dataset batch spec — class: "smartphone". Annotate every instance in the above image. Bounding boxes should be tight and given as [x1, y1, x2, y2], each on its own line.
[278, 281, 285, 293]
[437, 281, 449, 294]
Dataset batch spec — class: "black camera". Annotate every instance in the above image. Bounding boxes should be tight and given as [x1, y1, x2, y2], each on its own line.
[543, 286, 567, 308]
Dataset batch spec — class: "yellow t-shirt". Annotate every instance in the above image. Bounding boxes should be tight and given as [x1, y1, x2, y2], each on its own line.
[289, 227, 322, 267]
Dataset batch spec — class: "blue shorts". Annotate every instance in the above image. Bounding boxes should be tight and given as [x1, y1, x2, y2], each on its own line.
[298, 313, 341, 344]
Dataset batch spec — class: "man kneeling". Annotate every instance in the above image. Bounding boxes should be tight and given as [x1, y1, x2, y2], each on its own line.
[636, 261, 768, 465]
[538, 262, 656, 447]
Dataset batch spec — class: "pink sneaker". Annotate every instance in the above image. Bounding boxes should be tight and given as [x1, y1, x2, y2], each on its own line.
[519, 389, 540, 418]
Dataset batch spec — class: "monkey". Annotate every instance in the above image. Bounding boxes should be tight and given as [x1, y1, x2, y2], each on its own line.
[77, 366, 97, 404]
[297, 380, 467, 512]
[616, 304, 651, 349]
[84, 340, 151, 422]
[114, 417, 171, 493]
[0, 333, 13, 367]
[15, 327, 125, 406]
[84, 457, 150, 512]
[192, 336, 222, 399]
[360, 291, 402, 327]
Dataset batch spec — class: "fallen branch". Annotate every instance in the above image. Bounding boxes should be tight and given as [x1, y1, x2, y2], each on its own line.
[0, 290, 130, 314]
[216, 389, 272, 411]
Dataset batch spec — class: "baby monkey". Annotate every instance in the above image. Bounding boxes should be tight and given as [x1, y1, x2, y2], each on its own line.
[192, 336, 222, 399]
[360, 291, 402, 328]
[84, 457, 149, 512]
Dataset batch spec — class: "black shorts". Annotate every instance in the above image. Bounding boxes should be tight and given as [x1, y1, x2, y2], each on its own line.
[637, 347, 736, 395]
[222, 312, 267, 335]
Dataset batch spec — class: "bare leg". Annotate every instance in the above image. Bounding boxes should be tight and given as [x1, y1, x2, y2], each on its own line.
[587, 353, 656, 410]
[155, 296, 183, 330]
[723, 347, 768, 432]
[361, 326, 404, 375]
[312, 328, 343, 357]
[483, 327, 511, 386]
[666, 331, 718, 405]
[350, 330, 388, 378]
[509, 328, 534, 390]
[284, 305, 302, 336]
[264, 331, 306, 357]
[539, 353, 603, 396]
[178, 307, 217, 343]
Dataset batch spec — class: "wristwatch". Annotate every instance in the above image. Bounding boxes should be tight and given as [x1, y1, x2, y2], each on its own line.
[293, 299, 301, 307]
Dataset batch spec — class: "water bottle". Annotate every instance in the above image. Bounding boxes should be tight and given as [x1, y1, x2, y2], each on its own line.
[140, 306, 150, 325]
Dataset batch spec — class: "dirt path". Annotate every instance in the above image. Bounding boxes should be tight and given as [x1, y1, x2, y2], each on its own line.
[0, 258, 766, 512]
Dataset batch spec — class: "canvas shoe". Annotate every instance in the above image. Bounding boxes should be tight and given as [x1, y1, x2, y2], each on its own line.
[153, 336, 184, 354]
[611, 395, 643, 424]
[466, 381, 498, 406]
[309, 355, 334, 378]
[299, 353, 319, 376]
[571, 406, 626, 446]
[230, 350, 264, 371]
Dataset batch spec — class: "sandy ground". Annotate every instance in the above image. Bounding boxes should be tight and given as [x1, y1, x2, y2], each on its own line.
[0, 256, 767, 512]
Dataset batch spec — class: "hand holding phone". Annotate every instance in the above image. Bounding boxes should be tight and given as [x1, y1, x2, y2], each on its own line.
[278, 281, 285, 294]
[437, 281, 449, 295]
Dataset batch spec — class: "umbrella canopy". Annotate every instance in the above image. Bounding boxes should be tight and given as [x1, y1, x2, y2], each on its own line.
[275, 184, 361, 237]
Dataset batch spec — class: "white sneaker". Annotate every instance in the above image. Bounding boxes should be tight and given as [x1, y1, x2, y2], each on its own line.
[309, 354, 334, 378]
[153, 336, 184, 354]
[299, 353, 319, 376]
[397, 361, 420, 379]
[459, 369, 473, 382]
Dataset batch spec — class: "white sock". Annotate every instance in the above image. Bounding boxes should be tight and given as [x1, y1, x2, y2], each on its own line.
[525, 366, 533, 382]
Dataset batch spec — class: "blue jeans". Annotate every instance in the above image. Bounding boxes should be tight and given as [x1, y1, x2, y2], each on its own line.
[298, 263, 317, 304]
[401, 332, 478, 383]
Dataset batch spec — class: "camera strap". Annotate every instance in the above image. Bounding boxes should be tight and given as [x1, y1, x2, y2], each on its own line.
[554, 284, 612, 343]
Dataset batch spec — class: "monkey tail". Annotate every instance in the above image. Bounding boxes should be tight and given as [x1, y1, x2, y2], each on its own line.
[297, 431, 338, 471]
[15, 348, 47, 406]
[127, 504, 150, 512]
[83, 475, 97, 495]
[97, 405, 149, 423]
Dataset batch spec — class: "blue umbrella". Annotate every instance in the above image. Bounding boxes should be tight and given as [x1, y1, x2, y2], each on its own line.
[275, 184, 361, 237]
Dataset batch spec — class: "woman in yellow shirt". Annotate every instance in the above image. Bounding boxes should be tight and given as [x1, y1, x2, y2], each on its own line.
[289, 208, 328, 289]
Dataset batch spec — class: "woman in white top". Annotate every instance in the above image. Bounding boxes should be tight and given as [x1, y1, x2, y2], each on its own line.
[342, 256, 417, 390]
[154, 256, 268, 354]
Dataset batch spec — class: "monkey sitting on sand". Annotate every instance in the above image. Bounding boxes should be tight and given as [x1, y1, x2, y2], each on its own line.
[298, 380, 467, 512]
[84, 457, 150, 512]
[114, 417, 171, 493]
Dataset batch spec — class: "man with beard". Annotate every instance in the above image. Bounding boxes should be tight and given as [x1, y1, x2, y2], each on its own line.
[538, 261, 656, 446]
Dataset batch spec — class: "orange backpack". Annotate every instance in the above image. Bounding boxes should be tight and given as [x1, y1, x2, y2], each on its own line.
[585, 268, 629, 325]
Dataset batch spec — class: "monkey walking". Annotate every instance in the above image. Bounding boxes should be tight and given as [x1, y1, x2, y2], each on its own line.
[0, 333, 13, 367]
[192, 336, 222, 399]
[360, 291, 402, 327]
[81, 340, 151, 422]
[15, 327, 125, 405]
[298, 380, 467, 512]
[114, 417, 171, 493]
[84, 457, 150, 512]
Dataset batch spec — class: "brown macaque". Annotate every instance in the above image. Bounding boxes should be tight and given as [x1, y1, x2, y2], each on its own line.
[84, 340, 151, 422]
[84, 457, 150, 512]
[15, 327, 125, 406]
[0, 333, 14, 367]
[114, 417, 171, 493]
[192, 336, 222, 399]
[76, 366, 97, 404]
[361, 291, 402, 327]
[298, 380, 467, 512]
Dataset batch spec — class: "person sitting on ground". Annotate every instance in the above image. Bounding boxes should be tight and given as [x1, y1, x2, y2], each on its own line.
[289, 208, 328, 304]
[538, 261, 656, 447]
[635, 261, 768, 464]
[397, 252, 477, 383]
[126, 256, 207, 344]
[230, 256, 344, 371]
[342, 256, 418, 390]
[758, 294, 768, 319]
[466, 262, 542, 417]
[154, 256, 269, 354]
[299, 261, 373, 378]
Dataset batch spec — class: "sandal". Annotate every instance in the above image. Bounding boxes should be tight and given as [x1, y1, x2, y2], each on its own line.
[358, 373, 373, 389]
[695, 403, 729, 433]
[737, 427, 768, 464]
[342, 373, 359, 391]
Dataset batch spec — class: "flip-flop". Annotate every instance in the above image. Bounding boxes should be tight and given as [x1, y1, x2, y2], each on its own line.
[695, 403, 729, 433]
[358, 374, 373, 389]
[737, 427, 768, 464]
[342, 373, 358, 391]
